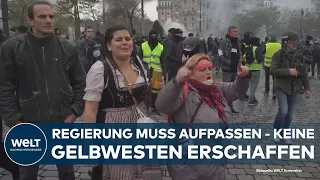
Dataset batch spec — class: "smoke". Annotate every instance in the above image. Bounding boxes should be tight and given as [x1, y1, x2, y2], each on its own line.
[162, 19, 187, 35]
[275, 0, 313, 9]
[206, 0, 312, 38]
[207, 0, 259, 36]
[145, 0, 314, 37]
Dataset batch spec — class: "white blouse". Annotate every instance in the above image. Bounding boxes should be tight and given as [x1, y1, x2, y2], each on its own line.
[83, 57, 149, 102]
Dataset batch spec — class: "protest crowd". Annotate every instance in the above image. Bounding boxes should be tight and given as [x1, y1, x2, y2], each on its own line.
[0, 1, 320, 180]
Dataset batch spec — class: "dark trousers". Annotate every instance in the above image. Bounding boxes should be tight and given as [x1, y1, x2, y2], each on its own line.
[264, 66, 275, 94]
[19, 165, 75, 180]
[0, 117, 20, 180]
[311, 61, 320, 77]
[89, 165, 102, 180]
[167, 68, 179, 82]
[222, 71, 237, 106]
[0, 142, 20, 179]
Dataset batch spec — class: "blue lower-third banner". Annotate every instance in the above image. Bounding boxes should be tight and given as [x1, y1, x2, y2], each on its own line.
[3, 122, 319, 166]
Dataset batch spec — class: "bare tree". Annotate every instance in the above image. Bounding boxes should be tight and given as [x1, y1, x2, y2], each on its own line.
[55, 0, 81, 39]
[119, 0, 140, 33]
[81, 0, 103, 30]
[3, 0, 33, 25]
[56, 0, 99, 39]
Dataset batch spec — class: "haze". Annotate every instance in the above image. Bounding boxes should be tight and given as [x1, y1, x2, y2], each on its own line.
[145, 0, 314, 21]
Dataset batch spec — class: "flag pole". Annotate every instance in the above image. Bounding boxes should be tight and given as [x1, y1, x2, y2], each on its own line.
[300, 9, 303, 38]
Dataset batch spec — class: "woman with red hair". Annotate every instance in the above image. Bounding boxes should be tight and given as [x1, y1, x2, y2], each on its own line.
[156, 53, 251, 180]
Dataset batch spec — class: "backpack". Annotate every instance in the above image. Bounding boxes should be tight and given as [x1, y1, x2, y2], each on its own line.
[244, 45, 255, 64]
[168, 83, 189, 123]
[13, 34, 69, 62]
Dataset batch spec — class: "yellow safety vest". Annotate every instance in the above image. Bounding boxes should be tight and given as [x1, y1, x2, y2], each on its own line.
[264, 42, 281, 67]
[245, 46, 261, 70]
[242, 43, 248, 59]
[141, 42, 163, 69]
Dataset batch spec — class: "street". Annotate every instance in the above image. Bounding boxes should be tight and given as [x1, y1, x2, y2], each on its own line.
[1, 70, 320, 180]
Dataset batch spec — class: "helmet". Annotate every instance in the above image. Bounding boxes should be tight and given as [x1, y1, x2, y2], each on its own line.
[281, 32, 299, 42]
[183, 36, 201, 57]
[183, 36, 200, 52]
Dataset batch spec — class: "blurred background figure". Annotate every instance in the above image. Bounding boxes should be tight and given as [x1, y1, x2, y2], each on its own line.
[54, 28, 62, 36]
[313, 38, 320, 79]
[15, 25, 28, 36]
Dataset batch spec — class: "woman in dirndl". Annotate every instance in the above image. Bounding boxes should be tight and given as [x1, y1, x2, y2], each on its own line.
[83, 25, 163, 180]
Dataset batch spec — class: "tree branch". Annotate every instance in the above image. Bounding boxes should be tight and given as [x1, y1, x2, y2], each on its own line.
[130, 2, 140, 18]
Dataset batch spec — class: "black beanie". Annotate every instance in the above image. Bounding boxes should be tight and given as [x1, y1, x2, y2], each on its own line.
[149, 30, 158, 37]
[168, 28, 176, 34]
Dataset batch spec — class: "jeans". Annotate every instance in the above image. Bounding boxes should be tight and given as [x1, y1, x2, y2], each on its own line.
[273, 90, 298, 133]
[248, 70, 260, 101]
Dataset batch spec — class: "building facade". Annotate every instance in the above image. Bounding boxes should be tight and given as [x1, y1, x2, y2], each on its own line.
[311, 0, 320, 12]
[156, 0, 316, 34]
[156, 0, 210, 33]
[157, 0, 175, 25]
[155, 0, 275, 34]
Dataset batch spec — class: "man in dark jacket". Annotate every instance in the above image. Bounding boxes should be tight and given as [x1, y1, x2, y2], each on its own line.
[240, 31, 254, 101]
[162, 28, 184, 81]
[0, 29, 8, 47]
[196, 32, 208, 54]
[182, 36, 202, 59]
[298, 35, 314, 76]
[93, 31, 105, 56]
[207, 33, 214, 60]
[0, 117, 19, 180]
[270, 32, 310, 144]
[15, 25, 28, 36]
[218, 26, 241, 113]
[78, 26, 98, 73]
[313, 38, 320, 79]
[0, 1, 86, 179]
[261, 36, 270, 54]
[212, 37, 220, 73]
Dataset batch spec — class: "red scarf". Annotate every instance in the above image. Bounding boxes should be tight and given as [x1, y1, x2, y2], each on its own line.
[187, 79, 228, 124]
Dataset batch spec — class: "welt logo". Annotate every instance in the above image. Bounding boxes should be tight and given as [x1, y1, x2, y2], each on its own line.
[11, 139, 41, 148]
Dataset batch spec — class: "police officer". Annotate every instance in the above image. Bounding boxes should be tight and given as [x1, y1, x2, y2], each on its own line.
[264, 36, 281, 99]
[138, 30, 165, 114]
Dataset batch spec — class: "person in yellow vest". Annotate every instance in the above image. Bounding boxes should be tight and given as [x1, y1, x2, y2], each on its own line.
[240, 31, 253, 102]
[138, 30, 164, 114]
[264, 36, 281, 99]
[245, 37, 264, 105]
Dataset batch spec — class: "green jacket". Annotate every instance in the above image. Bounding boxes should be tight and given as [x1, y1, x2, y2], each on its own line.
[270, 49, 310, 94]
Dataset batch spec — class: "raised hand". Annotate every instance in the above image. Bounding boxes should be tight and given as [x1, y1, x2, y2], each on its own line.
[175, 66, 192, 84]
[237, 63, 249, 77]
